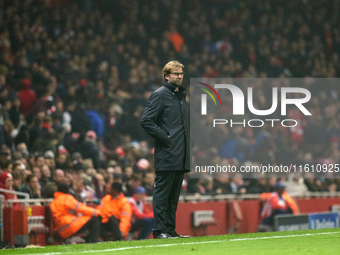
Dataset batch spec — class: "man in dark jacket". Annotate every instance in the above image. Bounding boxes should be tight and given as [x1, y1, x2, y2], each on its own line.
[141, 60, 190, 239]
[20, 174, 42, 198]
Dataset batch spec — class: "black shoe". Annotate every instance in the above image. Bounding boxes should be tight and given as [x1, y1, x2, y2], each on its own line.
[153, 233, 173, 239]
[167, 230, 190, 238]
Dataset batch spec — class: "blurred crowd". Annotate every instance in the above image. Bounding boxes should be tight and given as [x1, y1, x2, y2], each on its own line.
[0, 0, 340, 204]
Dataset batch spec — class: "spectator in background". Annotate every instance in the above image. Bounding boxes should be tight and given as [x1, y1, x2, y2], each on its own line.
[65, 171, 73, 187]
[34, 154, 45, 169]
[22, 169, 32, 183]
[93, 172, 106, 199]
[17, 79, 36, 116]
[128, 187, 154, 240]
[12, 163, 23, 175]
[285, 175, 308, 196]
[12, 172, 22, 192]
[9, 98, 20, 128]
[32, 166, 41, 180]
[33, 116, 57, 154]
[187, 178, 209, 195]
[123, 166, 133, 182]
[43, 169, 65, 198]
[16, 143, 29, 160]
[267, 177, 277, 193]
[142, 172, 155, 196]
[248, 178, 269, 194]
[77, 131, 100, 169]
[0, 172, 17, 206]
[230, 173, 247, 194]
[98, 182, 132, 241]
[326, 180, 338, 192]
[0, 160, 13, 174]
[39, 164, 51, 189]
[55, 145, 69, 169]
[44, 150, 56, 172]
[123, 173, 141, 197]
[20, 174, 42, 199]
[70, 175, 92, 202]
[212, 175, 231, 195]
[86, 105, 104, 140]
[304, 172, 323, 192]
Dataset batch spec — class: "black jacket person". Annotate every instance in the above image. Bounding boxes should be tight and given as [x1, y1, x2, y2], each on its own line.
[141, 60, 190, 239]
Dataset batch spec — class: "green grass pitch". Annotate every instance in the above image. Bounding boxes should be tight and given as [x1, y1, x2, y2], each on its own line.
[2, 228, 340, 255]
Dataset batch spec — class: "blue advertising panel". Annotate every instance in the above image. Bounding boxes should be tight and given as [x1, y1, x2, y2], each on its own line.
[309, 212, 339, 229]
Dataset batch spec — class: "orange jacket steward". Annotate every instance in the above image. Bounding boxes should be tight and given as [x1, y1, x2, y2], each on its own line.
[97, 192, 132, 237]
[50, 191, 98, 238]
[260, 191, 298, 220]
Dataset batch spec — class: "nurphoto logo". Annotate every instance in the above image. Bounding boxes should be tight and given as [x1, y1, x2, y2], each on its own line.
[198, 81, 312, 128]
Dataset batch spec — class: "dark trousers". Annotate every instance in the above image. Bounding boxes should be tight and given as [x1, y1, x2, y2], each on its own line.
[75, 216, 100, 243]
[153, 170, 185, 236]
[130, 218, 154, 240]
[100, 216, 122, 241]
[262, 209, 292, 226]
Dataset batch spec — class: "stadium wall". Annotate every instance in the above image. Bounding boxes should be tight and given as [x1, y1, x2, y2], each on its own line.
[3, 197, 340, 246]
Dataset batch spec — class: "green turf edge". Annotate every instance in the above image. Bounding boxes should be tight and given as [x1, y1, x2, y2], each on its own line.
[1, 228, 339, 255]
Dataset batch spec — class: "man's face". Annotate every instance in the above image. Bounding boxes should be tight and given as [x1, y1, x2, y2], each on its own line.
[135, 193, 145, 202]
[125, 167, 133, 177]
[131, 179, 141, 188]
[17, 143, 27, 151]
[54, 170, 65, 183]
[29, 177, 39, 190]
[45, 158, 55, 168]
[41, 165, 51, 178]
[7, 163, 13, 173]
[33, 167, 41, 179]
[110, 189, 120, 198]
[13, 165, 23, 175]
[115, 166, 122, 174]
[268, 178, 277, 187]
[166, 67, 184, 87]
[13, 178, 21, 188]
[36, 157, 45, 167]
[144, 173, 154, 186]
[6, 178, 13, 189]
[96, 173, 105, 187]
[277, 187, 285, 196]
[65, 173, 73, 185]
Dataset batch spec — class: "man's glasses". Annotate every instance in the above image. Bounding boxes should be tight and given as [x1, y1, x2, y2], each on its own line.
[170, 72, 185, 77]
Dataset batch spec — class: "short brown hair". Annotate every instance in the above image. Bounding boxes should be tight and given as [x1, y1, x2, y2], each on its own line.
[162, 60, 184, 80]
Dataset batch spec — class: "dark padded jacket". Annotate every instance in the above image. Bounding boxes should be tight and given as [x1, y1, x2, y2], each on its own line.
[141, 81, 190, 172]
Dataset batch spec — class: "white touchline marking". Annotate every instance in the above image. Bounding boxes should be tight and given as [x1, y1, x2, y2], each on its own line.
[26, 231, 340, 255]
[27, 241, 223, 255]
[229, 231, 340, 241]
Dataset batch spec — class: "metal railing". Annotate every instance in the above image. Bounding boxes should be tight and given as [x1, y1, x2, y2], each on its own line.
[5, 191, 340, 206]
[6, 198, 53, 207]
[0, 189, 29, 200]
[0, 189, 30, 208]
[148, 191, 340, 203]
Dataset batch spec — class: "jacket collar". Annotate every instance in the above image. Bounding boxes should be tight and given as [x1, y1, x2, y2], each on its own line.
[54, 191, 64, 198]
[111, 192, 124, 200]
[163, 81, 186, 94]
